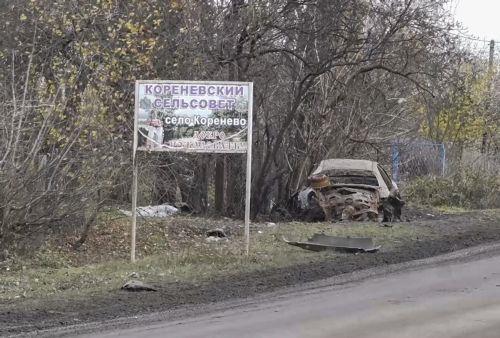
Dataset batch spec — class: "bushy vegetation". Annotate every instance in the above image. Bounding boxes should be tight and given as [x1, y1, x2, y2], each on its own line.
[404, 168, 500, 209]
[1, 0, 498, 250]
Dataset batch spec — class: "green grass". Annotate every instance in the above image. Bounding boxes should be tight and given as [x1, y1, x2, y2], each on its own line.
[433, 205, 470, 214]
[0, 215, 432, 302]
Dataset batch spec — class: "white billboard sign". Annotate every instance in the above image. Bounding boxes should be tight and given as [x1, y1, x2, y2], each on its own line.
[134, 80, 252, 153]
[131, 80, 254, 261]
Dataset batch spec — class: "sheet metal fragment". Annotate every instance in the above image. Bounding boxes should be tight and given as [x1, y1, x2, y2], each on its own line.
[283, 233, 381, 253]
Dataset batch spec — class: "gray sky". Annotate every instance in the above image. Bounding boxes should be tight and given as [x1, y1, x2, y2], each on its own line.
[452, 0, 500, 41]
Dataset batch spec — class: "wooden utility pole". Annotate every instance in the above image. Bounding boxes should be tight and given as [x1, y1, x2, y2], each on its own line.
[489, 40, 495, 72]
[481, 39, 495, 154]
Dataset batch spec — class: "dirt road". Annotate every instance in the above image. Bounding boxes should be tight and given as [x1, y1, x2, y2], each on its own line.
[81, 250, 500, 338]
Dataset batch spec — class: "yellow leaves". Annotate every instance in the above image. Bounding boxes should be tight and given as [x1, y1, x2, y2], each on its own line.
[145, 38, 157, 49]
[153, 18, 163, 27]
[49, 128, 66, 145]
[53, 26, 64, 37]
[137, 54, 152, 68]
[124, 21, 136, 33]
[434, 109, 485, 142]
[115, 47, 127, 56]
[109, 70, 119, 81]
[170, 0, 183, 11]
[124, 21, 143, 35]
[19, 13, 27, 21]
[23, 0, 164, 149]
[421, 70, 495, 143]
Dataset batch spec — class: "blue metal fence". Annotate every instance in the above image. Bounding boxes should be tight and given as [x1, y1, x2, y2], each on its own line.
[391, 140, 446, 183]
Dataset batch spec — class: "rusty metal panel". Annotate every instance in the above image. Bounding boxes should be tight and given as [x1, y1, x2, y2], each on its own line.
[313, 185, 380, 221]
[284, 234, 381, 253]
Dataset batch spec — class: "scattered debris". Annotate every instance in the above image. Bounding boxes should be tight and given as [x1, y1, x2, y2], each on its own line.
[129, 272, 140, 278]
[283, 233, 381, 253]
[174, 202, 193, 213]
[206, 228, 227, 238]
[205, 228, 228, 243]
[270, 204, 293, 221]
[205, 236, 228, 243]
[121, 280, 157, 292]
[119, 204, 179, 218]
[266, 222, 277, 227]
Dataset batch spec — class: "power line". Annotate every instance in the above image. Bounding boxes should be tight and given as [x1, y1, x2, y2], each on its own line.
[449, 31, 497, 44]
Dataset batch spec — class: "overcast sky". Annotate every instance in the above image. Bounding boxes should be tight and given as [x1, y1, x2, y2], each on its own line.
[452, 0, 500, 41]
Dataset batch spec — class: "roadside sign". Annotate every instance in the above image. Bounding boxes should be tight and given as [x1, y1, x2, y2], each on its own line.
[131, 80, 254, 261]
[135, 80, 251, 153]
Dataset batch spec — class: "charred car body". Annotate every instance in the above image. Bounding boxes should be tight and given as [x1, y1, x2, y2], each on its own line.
[292, 159, 404, 222]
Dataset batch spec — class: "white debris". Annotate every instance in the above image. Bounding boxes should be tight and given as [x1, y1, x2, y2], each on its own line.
[205, 236, 229, 243]
[297, 187, 314, 209]
[120, 204, 179, 218]
[206, 228, 227, 238]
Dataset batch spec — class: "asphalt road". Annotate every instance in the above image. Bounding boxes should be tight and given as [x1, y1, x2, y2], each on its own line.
[81, 253, 500, 338]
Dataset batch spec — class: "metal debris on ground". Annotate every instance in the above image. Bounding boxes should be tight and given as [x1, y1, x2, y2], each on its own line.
[205, 236, 229, 243]
[283, 233, 381, 253]
[174, 202, 192, 213]
[206, 228, 227, 238]
[205, 228, 229, 242]
[121, 280, 157, 292]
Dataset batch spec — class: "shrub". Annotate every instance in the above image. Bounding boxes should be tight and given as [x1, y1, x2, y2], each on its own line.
[403, 167, 500, 209]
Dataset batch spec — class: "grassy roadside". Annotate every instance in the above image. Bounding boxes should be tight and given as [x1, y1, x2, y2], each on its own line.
[0, 210, 436, 302]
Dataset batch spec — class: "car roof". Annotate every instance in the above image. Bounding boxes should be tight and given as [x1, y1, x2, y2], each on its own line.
[312, 159, 379, 174]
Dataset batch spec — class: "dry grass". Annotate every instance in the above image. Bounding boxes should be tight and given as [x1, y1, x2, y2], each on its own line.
[0, 211, 433, 302]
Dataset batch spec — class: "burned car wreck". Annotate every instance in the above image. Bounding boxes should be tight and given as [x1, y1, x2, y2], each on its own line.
[292, 159, 404, 222]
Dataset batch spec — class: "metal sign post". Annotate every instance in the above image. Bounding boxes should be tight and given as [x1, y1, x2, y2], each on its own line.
[130, 159, 138, 262]
[132, 80, 253, 261]
[131, 81, 139, 262]
[244, 83, 253, 255]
